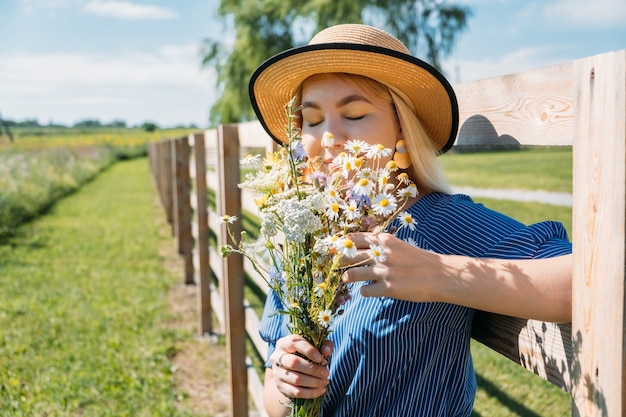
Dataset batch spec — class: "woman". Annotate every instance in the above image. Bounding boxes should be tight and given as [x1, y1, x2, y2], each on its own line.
[249, 24, 572, 416]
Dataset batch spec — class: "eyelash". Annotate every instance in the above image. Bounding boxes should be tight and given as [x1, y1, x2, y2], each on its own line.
[305, 115, 365, 127]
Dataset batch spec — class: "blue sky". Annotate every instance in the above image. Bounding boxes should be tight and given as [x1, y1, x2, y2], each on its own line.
[1, 0, 624, 128]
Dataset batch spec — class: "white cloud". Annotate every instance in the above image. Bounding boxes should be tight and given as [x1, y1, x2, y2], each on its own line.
[0, 43, 216, 126]
[444, 45, 570, 83]
[18, 0, 178, 20]
[538, 0, 626, 29]
[84, 1, 177, 20]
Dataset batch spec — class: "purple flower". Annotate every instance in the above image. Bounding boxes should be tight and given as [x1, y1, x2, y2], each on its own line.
[290, 141, 307, 162]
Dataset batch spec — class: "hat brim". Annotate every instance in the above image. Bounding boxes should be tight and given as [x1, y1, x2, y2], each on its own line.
[249, 43, 458, 155]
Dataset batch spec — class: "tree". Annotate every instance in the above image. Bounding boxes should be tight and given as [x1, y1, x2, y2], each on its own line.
[73, 119, 102, 128]
[141, 122, 159, 132]
[0, 112, 15, 142]
[202, 0, 471, 125]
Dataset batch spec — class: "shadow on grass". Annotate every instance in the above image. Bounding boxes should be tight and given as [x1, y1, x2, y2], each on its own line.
[472, 372, 542, 417]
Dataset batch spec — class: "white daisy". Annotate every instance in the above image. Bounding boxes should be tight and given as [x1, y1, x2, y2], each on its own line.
[345, 139, 369, 155]
[217, 215, 238, 224]
[368, 244, 387, 262]
[321, 131, 335, 147]
[397, 183, 419, 199]
[352, 176, 375, 196]
[325, 201, 341, 221]
[240, 154, 261, 165]
[398, 211, 417, 231]
[337, 237, 358, 258]
[318, 309, 333, 328]
[342, 200, 362, 221]
[366, 143, 393, 159]
[372, 193, 398, 216]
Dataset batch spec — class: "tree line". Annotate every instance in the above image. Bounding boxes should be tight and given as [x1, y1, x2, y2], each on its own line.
[1, 118, 198, 131]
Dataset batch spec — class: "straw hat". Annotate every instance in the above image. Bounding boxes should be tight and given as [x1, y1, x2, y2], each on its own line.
[248, 24, 459, 155]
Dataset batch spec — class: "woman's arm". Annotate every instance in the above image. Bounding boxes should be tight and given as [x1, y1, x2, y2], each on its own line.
[343, 232, 572, 323]
[263, 335, 333, 417]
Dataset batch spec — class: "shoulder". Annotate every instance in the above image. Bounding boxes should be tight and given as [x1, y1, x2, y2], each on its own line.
[409, 192, 521, 229]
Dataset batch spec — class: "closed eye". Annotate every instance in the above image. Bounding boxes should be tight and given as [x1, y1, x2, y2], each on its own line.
[305, 120, 323, 127]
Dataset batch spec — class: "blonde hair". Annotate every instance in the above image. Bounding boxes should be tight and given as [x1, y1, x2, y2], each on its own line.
[298, 73, 451, 194]
[389, 89, 452, 194]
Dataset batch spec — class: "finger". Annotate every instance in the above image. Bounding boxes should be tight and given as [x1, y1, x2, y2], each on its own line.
[320, 340, 334, 361]
[340, 251, 372, 268]
[276, 377, 328, 399]
[274, 335, 327, 365]
[342, 264, 387, 283]
[359, 281, 387, 298]
[275, 353, 330, 379]
[347, 231, 381, 248]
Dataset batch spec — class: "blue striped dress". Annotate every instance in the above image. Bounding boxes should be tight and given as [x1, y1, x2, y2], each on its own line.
[259, 193, 572, 416]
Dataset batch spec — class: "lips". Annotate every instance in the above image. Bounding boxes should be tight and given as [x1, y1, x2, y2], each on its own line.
[325, 158, 338, 172]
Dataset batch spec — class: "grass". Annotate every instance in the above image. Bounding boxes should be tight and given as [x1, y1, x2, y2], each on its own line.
[0, 148, 116, 237]
[0, 159, 195, 416]
[2, 126, 197, 151]
[440, 147, 572, 193]
[469, 195, 572, 416]
[472, 341, 571, 417]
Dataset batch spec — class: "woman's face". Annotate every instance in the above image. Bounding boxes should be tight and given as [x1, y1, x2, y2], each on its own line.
[300, 73, 400, 172]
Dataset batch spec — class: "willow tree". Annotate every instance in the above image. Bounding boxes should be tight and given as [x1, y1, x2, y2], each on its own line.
[202, 0, 471, 125]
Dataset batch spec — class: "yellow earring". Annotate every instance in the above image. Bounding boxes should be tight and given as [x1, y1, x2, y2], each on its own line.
[393, 139, 412, 169]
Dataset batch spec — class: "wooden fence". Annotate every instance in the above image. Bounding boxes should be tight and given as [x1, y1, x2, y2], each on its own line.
[148, 49, 625, 417]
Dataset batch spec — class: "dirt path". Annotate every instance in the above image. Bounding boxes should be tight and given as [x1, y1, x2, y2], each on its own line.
[167, 282, 232, 417]
[159, 218, 232, 417]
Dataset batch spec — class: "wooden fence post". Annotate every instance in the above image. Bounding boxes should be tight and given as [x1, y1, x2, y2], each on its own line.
[191, 132, 213, 336]
[172, 137, 194, 285]
[217, 124, 248, 416]
[163, 140, 174, 233]
[148, 142, 162, 206]
[571, 50, 626, 416]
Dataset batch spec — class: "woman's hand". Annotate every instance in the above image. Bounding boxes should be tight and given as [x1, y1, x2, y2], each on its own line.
[267, 335, 333, 400]
[342, 232, 441, 302]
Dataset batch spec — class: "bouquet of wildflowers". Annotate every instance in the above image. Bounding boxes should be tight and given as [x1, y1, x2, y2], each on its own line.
[220, 98, 418, 417]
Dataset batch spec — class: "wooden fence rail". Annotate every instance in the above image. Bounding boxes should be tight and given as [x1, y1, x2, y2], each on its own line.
[148, 49, 625, 417]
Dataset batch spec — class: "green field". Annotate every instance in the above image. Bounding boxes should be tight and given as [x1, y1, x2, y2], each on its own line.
[2, 126, 196, 150]
[440, 147, 572, 193]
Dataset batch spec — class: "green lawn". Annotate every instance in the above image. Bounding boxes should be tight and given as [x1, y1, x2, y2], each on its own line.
[440, 147, 572, 193]
[0, 159, 194, 416]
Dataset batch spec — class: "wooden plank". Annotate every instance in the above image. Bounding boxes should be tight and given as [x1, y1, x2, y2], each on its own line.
[247, 357, 270, 417]
[472, 312, 572, 391]
[174, 137, 193, 284]
[217, 124, 248, 417]
[454, 61, 573, 147]
[162, 141, 174, 233]
[246, 302, 267, 360]
[192, 132, 212, 336]
[237, 119, 276, 148]
[205, 128, 225, 334]
[571, 50, 626, 417]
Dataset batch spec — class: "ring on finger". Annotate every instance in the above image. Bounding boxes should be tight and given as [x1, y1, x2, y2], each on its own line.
[275, 352, 289, 368]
